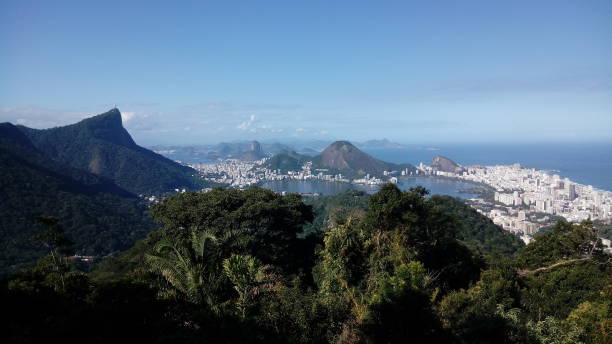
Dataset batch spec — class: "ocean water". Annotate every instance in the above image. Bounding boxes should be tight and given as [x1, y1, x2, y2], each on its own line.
[260, 178, 481, 198]
[362, 143, 612, 192]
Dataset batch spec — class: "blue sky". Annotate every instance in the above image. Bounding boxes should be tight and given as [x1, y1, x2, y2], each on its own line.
[1, 0, 611, 145]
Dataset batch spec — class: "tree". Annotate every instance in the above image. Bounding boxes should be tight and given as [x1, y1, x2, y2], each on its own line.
[145, 229, 228, 308]
[566, 299, 611, 344]
[223, 254, 281, 319]
[314, 209, 444, 342]
[31, 216, 74, 292]
[516, 220, 605, 271]
[365, 184, 483, 291]
[149, 187, 314, 272]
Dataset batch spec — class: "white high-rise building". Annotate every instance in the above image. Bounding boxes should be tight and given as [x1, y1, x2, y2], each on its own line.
[568, 183, 576, 201]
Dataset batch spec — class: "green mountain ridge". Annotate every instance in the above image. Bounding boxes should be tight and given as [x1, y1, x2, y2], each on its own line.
[18, 108, 209, 195]
[311, 141, 415, 178]
[0, 122, 154, 274]
[263, 150, 310, 173]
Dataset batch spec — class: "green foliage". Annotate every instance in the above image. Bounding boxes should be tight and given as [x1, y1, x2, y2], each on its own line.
[257, 279, 330, 343]
[312, 185, 481, 341]
[303, 189, 369, 228]
[430, 195, 525, 257]
[437, 265, 526, 343]
[223, 254, 279, 319]
[566, 298, 611, 344]
[520, 261, 609, 320]
[264, 151, 310, 173]
[145, 229, 230, 307]
[527, 316, 585, 344]
[0, 125, 155, 275]
[516, 220, 604, 270]
[150, 187, 314, 272]
[364, 184, 484, 292]
[4, 182, 611, 343]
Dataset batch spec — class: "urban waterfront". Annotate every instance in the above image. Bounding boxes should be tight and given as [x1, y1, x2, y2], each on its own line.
[361, 143, 612, 192]
[186, 152, 612, 247]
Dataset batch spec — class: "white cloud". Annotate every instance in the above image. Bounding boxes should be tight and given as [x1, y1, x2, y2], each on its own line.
[237, 114, 257, 130]
[0, 106, 84, 128]
[121, 111, 136, 123]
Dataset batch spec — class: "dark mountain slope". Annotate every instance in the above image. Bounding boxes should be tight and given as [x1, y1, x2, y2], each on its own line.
[238, 141, 266, 161]
[0, 123, 154, 275]
[18, 108, 207, 195]
[264, 150, 310, 173]
[311, 141, 414, 177]
[432, 156, 463, 173]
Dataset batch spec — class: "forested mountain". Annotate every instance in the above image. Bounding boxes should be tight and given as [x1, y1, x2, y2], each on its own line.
[17, 108, 208, 195]
[431, 156, 464, 173]
[311, 141, 415, 178]
[263, 150, 310, 173]
[0, 123, 154, 275]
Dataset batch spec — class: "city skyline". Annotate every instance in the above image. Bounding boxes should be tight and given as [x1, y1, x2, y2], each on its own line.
[1, 1, 611, 145]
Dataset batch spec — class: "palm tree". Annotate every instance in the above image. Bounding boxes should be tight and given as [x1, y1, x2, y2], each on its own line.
[145, 229, 226, 308]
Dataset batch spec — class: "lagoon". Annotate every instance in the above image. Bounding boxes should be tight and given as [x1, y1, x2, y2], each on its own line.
[259, 177, 482, 198]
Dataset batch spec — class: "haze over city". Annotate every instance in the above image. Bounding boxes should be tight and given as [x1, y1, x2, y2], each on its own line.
[1, 0, 611, 145]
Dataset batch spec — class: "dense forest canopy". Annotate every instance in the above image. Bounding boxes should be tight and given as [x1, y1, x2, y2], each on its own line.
[0, 123, 154, 275]
[2, 184, 609, 343]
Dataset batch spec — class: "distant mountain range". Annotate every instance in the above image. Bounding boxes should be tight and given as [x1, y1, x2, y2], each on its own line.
[355, 139, 407, 149]
[0, 120, 154, 274]
[151, 141, 286, 162]
[17, 108, 209, 196]
[150, 139, 410, 164]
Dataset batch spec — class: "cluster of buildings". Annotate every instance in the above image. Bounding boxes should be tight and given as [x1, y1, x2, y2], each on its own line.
[190, 159, 391, 188]
[418, 162, 612, 243]
[191, 159, 265, 187]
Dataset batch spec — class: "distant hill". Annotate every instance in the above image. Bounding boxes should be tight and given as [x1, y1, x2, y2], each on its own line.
[262, 142, 293, 155]
[18, 108, 208, 195]
[238, 141, 266, 161]
[356, 139, 406, 149]
[203, 140, 270, 161]
[263, 150, 310, 173]
[295, 147, 320, 156]
[431, 156, 463, 173]
[0, 122, 154, 275]
[311, 141, 414, 178]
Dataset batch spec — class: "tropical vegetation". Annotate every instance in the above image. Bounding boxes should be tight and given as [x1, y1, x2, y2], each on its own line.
[2, 185, 610, 343]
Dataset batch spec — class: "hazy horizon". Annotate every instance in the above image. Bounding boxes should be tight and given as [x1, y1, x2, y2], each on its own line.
[2, 1, 611, 145]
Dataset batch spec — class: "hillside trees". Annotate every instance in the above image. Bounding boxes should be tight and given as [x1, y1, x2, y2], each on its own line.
[4, 185, 611, 343]
[149, 187, 314, 273]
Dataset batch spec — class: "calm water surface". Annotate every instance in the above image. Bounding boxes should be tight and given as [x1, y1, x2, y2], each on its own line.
[260, 177, 481, 198]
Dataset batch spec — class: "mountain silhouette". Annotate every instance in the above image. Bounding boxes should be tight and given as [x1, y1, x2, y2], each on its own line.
[18, 108, 209, 195]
